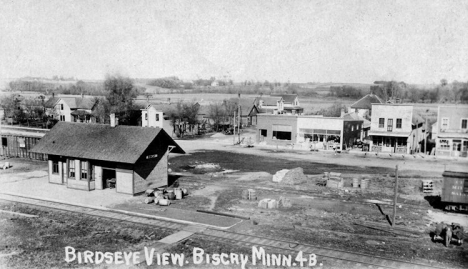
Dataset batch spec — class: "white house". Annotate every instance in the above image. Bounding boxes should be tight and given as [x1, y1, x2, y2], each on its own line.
[141, 104, 164, 129]
[44, 96, 96, 123]
[140, 104, 173, 135]
[368, 104, 425, 154]
[349, 93, 383, 119]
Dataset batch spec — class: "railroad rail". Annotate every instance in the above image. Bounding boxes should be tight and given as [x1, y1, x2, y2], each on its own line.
[0, 194, 456, 269]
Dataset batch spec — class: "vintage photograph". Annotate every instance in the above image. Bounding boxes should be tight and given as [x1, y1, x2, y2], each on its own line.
[0, 0, 467, 268]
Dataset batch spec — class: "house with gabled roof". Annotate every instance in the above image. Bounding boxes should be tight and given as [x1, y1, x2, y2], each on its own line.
[270, 94, 303, 114]
[350, 93, 383, 119]
[31, 121, 184, 195]
[44, 95, 97, 123]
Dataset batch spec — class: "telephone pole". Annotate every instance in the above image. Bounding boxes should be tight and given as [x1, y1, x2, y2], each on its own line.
[392, 165, 399, 227]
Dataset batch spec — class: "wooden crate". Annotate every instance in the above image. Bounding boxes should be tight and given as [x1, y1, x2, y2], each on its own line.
[422, 180, 433, 193]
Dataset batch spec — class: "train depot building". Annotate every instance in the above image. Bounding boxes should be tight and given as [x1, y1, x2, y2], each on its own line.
[31, 121, 184, 195]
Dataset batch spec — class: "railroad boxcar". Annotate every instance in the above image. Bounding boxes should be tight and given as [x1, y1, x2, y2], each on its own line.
[441, 170, 468, 212]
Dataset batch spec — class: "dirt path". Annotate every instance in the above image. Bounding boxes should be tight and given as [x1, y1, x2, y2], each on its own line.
[175, 139, 467, 176]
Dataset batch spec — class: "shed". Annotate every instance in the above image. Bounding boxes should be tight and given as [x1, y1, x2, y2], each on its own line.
[31, 122, 184, 195]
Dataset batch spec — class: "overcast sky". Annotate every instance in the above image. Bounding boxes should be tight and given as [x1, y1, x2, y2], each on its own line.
[1, 0, 467, 84]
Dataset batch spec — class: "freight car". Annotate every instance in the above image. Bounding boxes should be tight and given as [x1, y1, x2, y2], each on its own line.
[441, 170, 468, 212]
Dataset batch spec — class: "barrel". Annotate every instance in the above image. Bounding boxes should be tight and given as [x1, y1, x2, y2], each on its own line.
[174, 189, 183, 200]
[181, 188, 188, 196]
[166, 190, 176, 200]
[5, 162, 10, 168]
[352, 178, 360, 188]
[159, 199, 171, 206]
[145, 189, 155, 197]
[154, 190, 164, 197]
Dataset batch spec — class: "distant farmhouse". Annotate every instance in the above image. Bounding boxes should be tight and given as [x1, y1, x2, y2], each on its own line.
[31, 119, 184, 195]
[45, 95, 97, 123]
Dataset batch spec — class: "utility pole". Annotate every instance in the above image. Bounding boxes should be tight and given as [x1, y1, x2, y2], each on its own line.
[424, 117, 428, 155]
[233, 111, 236, 145]
[238, 104, 241, 143]
[392, 165, 399, 227]
[238, 92, 241, 144]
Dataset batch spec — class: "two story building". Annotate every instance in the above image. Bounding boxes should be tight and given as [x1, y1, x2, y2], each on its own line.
[435, 105, 468, 158]
[254, 96, 284, 114]
[271, 94, 304, 114]
[368, 104, 425, 154]
[44, 96, 97, 123]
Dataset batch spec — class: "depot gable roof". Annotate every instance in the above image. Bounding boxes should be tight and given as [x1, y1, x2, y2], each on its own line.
[31, 122, 184, 164]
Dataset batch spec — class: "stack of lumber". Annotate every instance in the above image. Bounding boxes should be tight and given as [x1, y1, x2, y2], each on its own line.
[242, 189, 257, 200]
[258, 198, 278, 209]
[324, 172, 344, 188]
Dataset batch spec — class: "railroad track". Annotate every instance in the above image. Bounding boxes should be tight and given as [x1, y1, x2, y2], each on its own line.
[0, 194, 455, 269]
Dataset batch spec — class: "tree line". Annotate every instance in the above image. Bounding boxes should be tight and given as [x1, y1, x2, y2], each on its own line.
[371, 80, 468, 103]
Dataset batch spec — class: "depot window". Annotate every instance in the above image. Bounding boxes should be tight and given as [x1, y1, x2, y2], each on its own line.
[68, 159, 75, 178]
[81, 161, 88, 180]
[52, 161, 59, 174]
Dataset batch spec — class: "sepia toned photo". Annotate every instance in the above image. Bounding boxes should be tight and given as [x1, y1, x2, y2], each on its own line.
[0, 0, 467, 268]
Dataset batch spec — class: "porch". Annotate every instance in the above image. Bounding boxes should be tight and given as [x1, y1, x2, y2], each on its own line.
[370, 135, 409, 154]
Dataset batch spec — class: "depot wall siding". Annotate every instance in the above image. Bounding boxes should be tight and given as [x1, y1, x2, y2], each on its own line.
[94, 165, 103, 190]
[116, 169, 134, 194]
[133, 133, 171, 193]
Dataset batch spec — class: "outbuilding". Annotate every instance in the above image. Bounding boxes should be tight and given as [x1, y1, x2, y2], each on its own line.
[31, 121, 184, 195]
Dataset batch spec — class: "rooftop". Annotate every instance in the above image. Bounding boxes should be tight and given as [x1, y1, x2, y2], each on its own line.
[350, 94, 383, 109]
[270, 94, 297, 103]
[31, 122, 184, 164]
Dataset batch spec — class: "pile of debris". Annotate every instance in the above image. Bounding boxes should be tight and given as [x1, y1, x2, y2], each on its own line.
[272, 168, 307, 185]
[190, 163, 223, 174]
[143, 187, 189, 206]
[1, 162, 11, 170]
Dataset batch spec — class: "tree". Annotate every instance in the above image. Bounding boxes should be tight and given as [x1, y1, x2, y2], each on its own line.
[104, 74, 138, 124]
[313, 102, 346, 117]
[208, 102, 226, 132]
[440, 79, 448, 87]
[0, 94, 21, 120]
